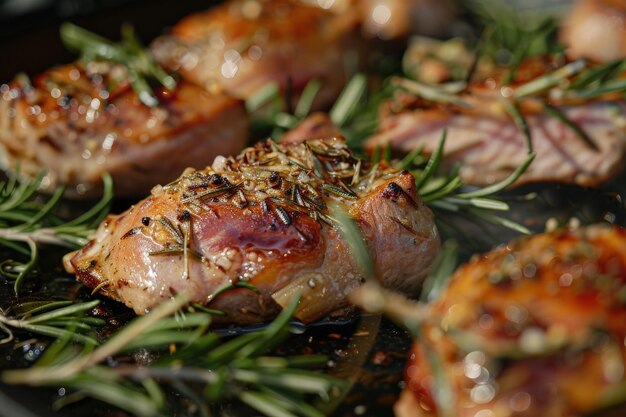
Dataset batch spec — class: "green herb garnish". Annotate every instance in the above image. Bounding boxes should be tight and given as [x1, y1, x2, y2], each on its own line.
[60, 22, 177, 108]
[3, 295, 344, 417]
[0, 169, 113, 293]
[0, 300, 103, 346]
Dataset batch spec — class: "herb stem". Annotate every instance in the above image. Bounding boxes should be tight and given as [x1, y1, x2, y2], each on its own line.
[514, 59, 587, 98]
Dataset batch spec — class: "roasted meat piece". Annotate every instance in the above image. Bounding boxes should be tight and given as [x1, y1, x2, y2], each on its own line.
[561, 0, 626, 62]
[150, 0, 362, 110]
[366, 58, 626, 187]
[64, 137, 440, 323]
[0, 62, 248, 198]
[358, 0, 458, 39]
[396, 224, 626, 417]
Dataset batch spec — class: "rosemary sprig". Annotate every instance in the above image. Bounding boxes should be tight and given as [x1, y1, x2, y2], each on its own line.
[514, 59, 587, 98]
[329, 73, 367, 127]
[246, 79, 328, 139]
[501, 100, 533, 154]
[0, 169, 113, 293]
[407, 131, 533, 234]
[295, 79, 323, 119]
[0, 300, 103, 346]
[566, 78, 626, 100]
[328, 202, 375, 280]
[543, 104, 599, 151]
[60, 22, 177, 108]
[392, 77, 471, 108]
[3, 295, 345, 417]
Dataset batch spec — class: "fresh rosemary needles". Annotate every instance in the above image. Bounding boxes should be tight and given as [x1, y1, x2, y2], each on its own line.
[3, 295, 345, 417]
[0, 169, 113, 293]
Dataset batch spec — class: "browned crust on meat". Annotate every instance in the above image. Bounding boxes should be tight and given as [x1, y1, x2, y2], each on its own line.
[0, 61, 248, 198]
[66, 138, 439, 323]
[401, 225, 626, 417]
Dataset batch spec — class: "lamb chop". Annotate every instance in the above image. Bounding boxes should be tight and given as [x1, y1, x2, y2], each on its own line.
[0, 60, 248, 198]
[396, 224, 626, 417]
[64, 137, 439, 324]
[366, 55, 626, 187]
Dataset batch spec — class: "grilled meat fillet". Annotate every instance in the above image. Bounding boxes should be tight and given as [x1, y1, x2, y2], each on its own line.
[366, 58, 626, 187]
[64, 137, 439, 323]
[150, 0, 362, 111]
[368, 100, 626, 187]
[0, 62, 248, 198]
[396, 224, 626, 417]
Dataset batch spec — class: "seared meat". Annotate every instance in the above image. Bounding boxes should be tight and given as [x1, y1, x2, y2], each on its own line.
[61, 139, 439, 323]
[280, 112, 342, 144]
[358, 0, 458, 39]
[64, 138, 439, 324]
[368, 100, 626, 187]
[561, 0, 626, 62]
[0, 62, 248, 198]
[366, 58, 626, 187]
[320, 0, 458, 39]
[396, 224, 626, 417]
[150, 0, 362, 111]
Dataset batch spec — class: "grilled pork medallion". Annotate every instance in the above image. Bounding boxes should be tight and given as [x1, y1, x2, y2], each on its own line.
[64, 138, 440, 323]
[366, 57, 626, 187]
[0, 62, 248, 198]
[396, 224, 626, 417]
[150, 0, 362, 110]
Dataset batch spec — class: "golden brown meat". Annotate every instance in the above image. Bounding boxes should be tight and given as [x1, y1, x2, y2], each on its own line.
[0, 62, 248, 198]
[150, 0, 362, 111]
[560, 0, 626, 62]
[396, 224, 626, 417]
[64, 137, 439, 323]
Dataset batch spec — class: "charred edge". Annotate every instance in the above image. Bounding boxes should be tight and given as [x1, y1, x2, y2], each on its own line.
[382, 182, 418, 208]
[209, 174, 226, 187]
[142, 216, 151, 226]
[268, 171, 281, 187]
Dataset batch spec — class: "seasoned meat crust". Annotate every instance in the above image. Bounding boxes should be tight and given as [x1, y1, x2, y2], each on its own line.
[0, 61, 248, 198]
[64, 137, 440, 323]
[150, 0, 362, 110]
[397, 224, 626, 417]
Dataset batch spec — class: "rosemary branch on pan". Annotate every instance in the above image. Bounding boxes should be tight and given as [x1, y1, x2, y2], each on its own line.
[3, 294, 345, 417]
[0, 300, 104, 345]
[60, 22, 177, 108]
[0, 169, 113, 293]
